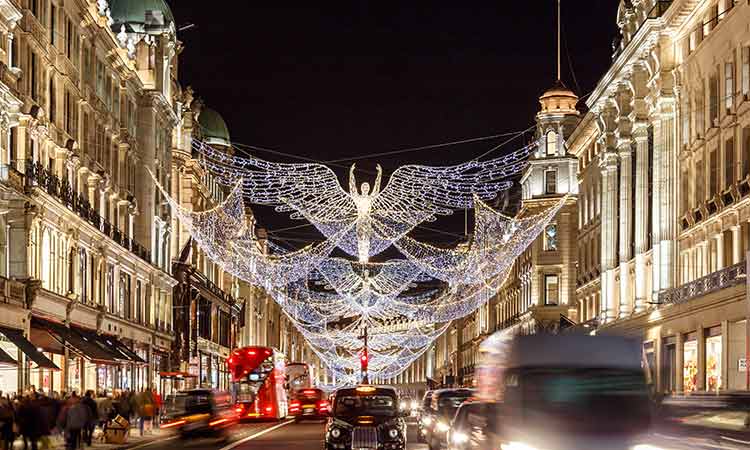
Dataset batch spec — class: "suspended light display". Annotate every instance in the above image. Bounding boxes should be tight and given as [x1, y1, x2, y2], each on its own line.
[154, 139, 563, 382]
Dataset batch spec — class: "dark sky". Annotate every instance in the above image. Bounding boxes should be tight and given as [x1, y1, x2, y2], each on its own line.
[168, 1, 620, 245]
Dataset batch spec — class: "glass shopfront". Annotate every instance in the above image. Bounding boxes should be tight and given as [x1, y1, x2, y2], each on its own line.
[0, 337, 19, 394]
[683, 338, 698, 393]
[705, 329, 722, 392]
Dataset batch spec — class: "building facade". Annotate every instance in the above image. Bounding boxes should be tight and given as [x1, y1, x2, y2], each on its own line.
[408, 0, 750, 397]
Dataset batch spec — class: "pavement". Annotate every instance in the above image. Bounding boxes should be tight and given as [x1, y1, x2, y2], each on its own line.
[11, 416, 749, 450]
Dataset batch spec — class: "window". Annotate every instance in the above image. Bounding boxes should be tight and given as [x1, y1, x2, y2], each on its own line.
[107, 264, 115, 314]
[725, 137, 735, 188]
[725, 61, 734, 112]
[544, 275, 559, 306]
[30, 52, 38, 101]
[136, 280, 143, 324]
[544, 224, 558, 251]
[710, 149, 719, 197]
[681, 93, 690, 146]
[546, 131, 557, 156]
[681, 168, 690, 214]
[49, 77, 56, 123]
[50, 4, 57, 47]
[743, 47, 750, 99]
[709, 71, 719, 126]
[64, 90, 77, 136]
[79, 248, 87, 304]
[545, 170, 557, 194]
[695, 159, 705, 204]
[696, 86, 705, 136]
[744, 127, 750, 178]
[96, 59, 105, 99]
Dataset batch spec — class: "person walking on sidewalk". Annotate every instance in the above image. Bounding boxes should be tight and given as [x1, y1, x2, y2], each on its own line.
[0, 393, 15, 450]
[80, 392, 97, 447]
[135, 389, 154, 436]
[17, 393, 42, 450]
[58, 393, 90, 450]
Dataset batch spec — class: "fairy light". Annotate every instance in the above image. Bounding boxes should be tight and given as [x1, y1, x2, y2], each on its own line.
[153, 139, 565, 380]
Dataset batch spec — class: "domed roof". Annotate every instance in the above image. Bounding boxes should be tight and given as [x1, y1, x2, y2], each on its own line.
[538, 80, 579, 116]
[109, 0, 174, 29]
[198, 108, 231, 147]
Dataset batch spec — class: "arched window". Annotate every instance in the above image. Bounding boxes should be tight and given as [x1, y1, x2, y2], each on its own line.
[546, 131, 558, 156]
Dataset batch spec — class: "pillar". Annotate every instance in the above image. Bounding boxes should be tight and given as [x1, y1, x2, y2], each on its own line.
[618, 141, 633, 318]
[7, 31, 14, 68]
[600, 152, 619, 322]
[633, 125, 649, 312]
[732, 226, 741, 265]
[658, 100, 678, 290]
[716, 233, 725, 271]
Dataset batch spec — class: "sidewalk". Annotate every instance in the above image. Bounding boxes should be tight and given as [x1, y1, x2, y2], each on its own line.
[11, 426, 174, 450]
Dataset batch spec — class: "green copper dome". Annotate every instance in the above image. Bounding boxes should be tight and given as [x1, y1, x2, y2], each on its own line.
[109, 0, 174, 28]
[198, 109, 231, 147]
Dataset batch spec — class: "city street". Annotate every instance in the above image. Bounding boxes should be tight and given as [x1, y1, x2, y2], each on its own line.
[116, 420, 750, 450]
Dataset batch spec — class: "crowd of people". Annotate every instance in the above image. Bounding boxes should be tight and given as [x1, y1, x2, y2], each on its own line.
[0, 388, 161, 450]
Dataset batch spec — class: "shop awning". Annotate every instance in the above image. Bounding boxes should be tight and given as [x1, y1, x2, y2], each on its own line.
[33, 319, 119, 364]
[0, 346, 17, 366]
[80, 330, 146, 364]
[0, 326, 59, 370]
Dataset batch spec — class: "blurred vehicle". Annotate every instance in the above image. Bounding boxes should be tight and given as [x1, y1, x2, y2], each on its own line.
[399, 396, 416, 415]
[325, 385, 408, 450]
[160, 389, 237, 439]
[475, 332, 653, 450]
[287, 362, 313, 393]
[447, 401, 482, 450]
[424, 388, 475, 450]
[228, 346, 288, 420]
[289, 388, 330, 421]
[417, 390, 435, 443]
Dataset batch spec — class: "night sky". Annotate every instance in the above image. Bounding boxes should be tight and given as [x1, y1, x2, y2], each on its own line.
[168, 1, 620, 246]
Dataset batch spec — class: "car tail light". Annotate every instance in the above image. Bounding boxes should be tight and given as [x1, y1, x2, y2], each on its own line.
[317, 400, 329, 411]
[265, 406, 273, 413]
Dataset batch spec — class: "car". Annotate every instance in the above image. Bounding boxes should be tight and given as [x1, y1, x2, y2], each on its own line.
[424, 388, 475, 450]
[447, 401, 482, 450]
[289, 388, 329, 421]
[160, 389, 237, 439]
[417, 390, 435, 443]
[325, 385, 408, 450]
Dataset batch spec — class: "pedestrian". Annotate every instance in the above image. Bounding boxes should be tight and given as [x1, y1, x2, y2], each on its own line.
[0, 392, 15, 450]
[57, 393, 90, 450]
[80, 391, 97, 446]
[152, 389, 162, 427]
[17, 392, 42, 450]
[136, 389, 154, 436]
[36, 392, 56, 450]
[95, 391, 113, 439]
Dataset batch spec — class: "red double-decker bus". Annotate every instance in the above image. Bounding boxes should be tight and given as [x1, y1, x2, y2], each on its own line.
[228, 346, 288, 420]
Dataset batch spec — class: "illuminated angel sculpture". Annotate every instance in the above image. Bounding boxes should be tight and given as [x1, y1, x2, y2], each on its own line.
[195, 140, 531, 261]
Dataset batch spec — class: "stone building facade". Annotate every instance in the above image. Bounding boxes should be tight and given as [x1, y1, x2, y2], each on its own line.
[411, 0, 750, 397]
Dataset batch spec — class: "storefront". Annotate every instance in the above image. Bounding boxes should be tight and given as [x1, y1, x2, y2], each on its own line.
[0, 325, 59, 394]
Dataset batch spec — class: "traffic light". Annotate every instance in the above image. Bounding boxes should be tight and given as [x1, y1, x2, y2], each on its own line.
[360, 350, 369, 372]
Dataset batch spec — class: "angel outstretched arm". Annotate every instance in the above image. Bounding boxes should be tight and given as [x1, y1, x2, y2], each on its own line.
[372, 164, 383, 196]
[349, 163, 358, 195]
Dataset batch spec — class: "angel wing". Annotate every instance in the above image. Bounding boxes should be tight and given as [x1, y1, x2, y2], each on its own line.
[193, 140, 356, 222]
[372, 142, 533, 225]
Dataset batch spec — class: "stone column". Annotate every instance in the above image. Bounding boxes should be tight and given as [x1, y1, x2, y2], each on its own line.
[651, 109, 662, 301]
[716, 233, 725, 271]
[633, 124, 649, 312]
[618, 132, 633, 317]
[732, 226, 741, 265]
[601, 154, 619, 322]
[701, 241, 710, 278]
[7, 31, 14, 68]
[658, 99, 678, 290]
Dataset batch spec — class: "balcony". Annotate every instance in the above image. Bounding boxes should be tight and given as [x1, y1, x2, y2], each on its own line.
[25, 160, 152, 264]
[658, 261, 746, 305]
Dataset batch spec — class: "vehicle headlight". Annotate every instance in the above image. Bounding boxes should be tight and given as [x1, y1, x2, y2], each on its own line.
[435, 421, 450, 433]
[400, 401, 407, 410]
[452, 432, 468, 444]
[410, 400, 418, 410]
[500, 442, 539, 450]
[421, 416, 432, 426]
[388, 428, 399, 439]
[330, 428, 342, 439]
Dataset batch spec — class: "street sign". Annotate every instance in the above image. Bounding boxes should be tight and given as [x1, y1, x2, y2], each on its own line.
[739, 358, 747, 372]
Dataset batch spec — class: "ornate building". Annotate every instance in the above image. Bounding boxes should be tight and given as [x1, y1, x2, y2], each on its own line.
[0, 0, 178, 395]
[409, 0, 750, 397]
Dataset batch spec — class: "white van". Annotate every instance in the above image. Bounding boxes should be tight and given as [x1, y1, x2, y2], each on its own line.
[473, 333, 652, 450]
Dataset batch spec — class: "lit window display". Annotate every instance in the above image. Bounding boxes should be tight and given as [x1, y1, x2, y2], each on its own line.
[683, 340, 698, 393]
[706, 335, 722, 391]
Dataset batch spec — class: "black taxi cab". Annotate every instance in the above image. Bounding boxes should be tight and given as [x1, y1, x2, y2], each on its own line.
[325, 385, 408, 450]
[160, 389, 238, 439]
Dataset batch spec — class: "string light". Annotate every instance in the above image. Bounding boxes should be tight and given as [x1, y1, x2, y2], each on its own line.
[153, 139, 564, 381]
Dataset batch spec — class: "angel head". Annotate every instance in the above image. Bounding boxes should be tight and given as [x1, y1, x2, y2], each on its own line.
[360, 182, 371, 196]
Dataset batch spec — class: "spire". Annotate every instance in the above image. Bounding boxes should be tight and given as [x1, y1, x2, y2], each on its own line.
[557, 0, 561, 82]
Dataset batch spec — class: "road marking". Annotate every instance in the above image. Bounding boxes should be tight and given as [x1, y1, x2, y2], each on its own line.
[219, 420, 294, 450]
[722, 436, 750, 446]
[125, 435, 179, 450]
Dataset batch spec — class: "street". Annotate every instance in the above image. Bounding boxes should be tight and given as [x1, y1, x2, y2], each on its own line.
[123, 420, 750, 450]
